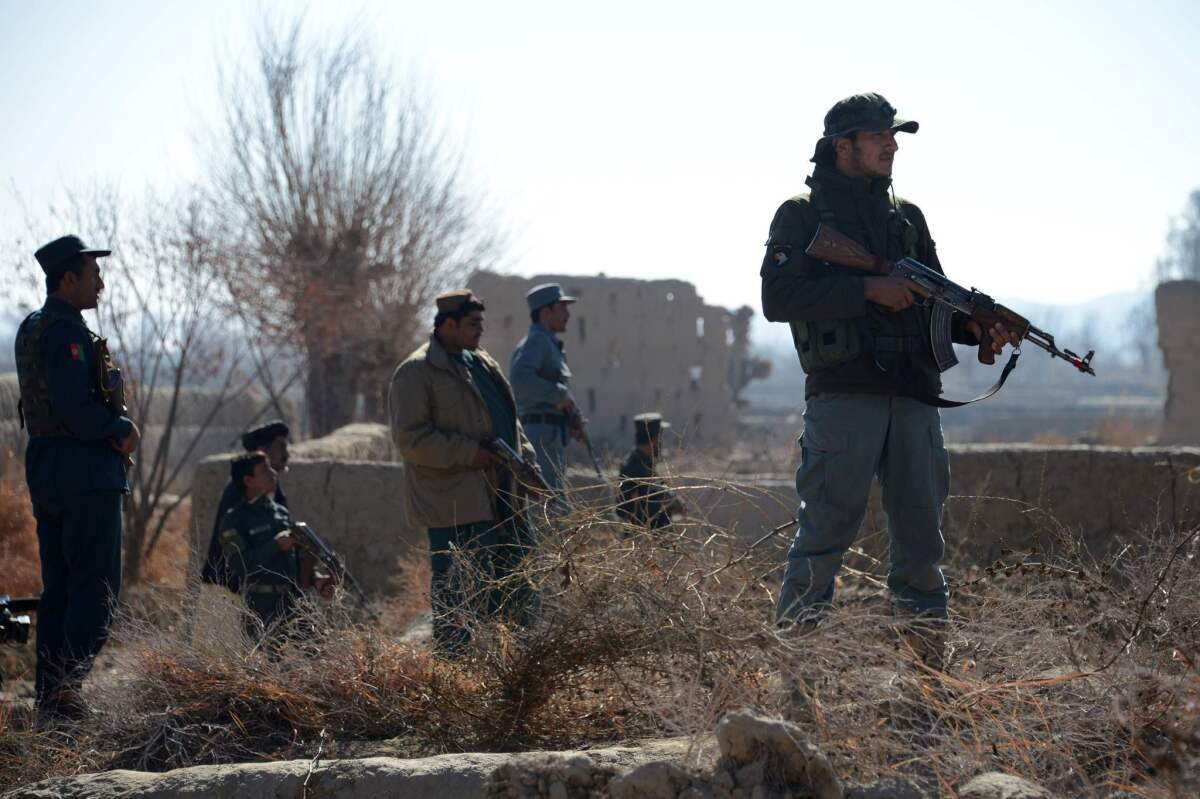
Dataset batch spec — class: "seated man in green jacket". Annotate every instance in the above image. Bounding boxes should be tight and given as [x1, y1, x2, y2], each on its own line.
[218, 451, 331, 642]
[388, 289, 541, 656]
[202, 420, 291, 592]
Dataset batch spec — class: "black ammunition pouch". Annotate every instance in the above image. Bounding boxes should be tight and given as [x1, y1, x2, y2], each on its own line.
[14, 310, 73, 438]
[788, 180, 929, 376]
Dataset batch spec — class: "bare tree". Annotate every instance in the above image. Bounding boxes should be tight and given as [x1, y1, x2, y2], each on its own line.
[206, 19, 502, 436]
[7, 186, 268, 584]
[1156, 189, 1200, 282]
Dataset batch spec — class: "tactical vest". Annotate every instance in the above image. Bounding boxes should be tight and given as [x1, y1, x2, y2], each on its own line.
[789, 179, 929, 375]
[14, 308, 76, 438]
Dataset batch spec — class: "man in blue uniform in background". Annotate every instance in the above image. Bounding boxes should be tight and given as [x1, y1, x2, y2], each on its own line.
[14, 235, 140, 722]
[201, 420, 291, 591]
[509, 283, 581, 494]
[617, 413, 680, 530]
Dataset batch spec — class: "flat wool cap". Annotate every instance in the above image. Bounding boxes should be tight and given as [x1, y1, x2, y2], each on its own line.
[436, 289, 483, 314]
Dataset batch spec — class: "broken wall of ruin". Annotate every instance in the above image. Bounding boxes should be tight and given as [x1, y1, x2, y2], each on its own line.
[466, 271, 766, 450]
[1157, 280, 1200, 445]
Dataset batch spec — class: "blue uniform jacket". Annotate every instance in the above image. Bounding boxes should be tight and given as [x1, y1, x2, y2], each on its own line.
[509, 323, 572, 416]
[202, 478, 288, 589]
[218, 494, 300, 589]
[19, 298, 132, 503]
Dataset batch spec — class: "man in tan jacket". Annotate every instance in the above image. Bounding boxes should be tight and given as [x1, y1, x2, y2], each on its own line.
[388, 290, 540, 654]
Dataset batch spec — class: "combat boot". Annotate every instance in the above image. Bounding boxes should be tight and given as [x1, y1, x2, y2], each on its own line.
[896, 622, 947, 671]
[35, 686, 89, 729]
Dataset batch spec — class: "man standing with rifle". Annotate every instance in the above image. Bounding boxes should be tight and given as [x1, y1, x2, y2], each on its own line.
[14, 235, 140, 722]
[389, 290, 543, 656]
[760, 94, 1018, 662]
[510, 282, 595, 495]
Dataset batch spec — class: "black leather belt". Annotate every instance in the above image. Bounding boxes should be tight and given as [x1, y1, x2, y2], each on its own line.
[520, 413, 566, 426]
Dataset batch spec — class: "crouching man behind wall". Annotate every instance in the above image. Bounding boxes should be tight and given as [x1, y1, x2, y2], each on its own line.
[388, 290, 540, 656]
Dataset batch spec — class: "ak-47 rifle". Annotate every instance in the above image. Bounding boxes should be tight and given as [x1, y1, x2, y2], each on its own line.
[567, 410, 605, 481]
[93, 335, 133, 467]
[487, 438, 553, 494]
[289, 522, 370, 608]
[805, 224, 1095, 404]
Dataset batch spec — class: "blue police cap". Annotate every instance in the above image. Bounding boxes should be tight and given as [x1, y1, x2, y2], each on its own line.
[633, 412, 671, 443]
[34, 235, 111, 274]
[525, 283, 577, 312]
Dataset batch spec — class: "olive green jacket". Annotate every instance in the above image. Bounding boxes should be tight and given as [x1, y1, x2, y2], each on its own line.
[760, 165, 978, 398]
[388, 335, 536, 529]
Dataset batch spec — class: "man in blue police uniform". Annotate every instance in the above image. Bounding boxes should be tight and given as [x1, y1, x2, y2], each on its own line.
[201, 420, 291, 591]
[218, 451, 332, 642]
[617, 413, 680, 530]
[509, 283, 581, 493]
[14, 235, 140, 721]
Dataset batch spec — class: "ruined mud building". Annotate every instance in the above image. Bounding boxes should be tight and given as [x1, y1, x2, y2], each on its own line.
[1156, 279, 1200, 445]
[466, 271, 770, 449]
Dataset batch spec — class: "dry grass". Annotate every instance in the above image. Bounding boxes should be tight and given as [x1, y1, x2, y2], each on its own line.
[2, 483, 1200, 796]
[0, 456, 40, 598]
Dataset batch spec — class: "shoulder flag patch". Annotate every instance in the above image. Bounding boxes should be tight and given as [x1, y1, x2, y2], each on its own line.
[68, 342, 83, 361]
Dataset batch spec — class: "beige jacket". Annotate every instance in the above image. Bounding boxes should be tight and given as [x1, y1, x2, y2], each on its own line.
[388, 335, 536, 528]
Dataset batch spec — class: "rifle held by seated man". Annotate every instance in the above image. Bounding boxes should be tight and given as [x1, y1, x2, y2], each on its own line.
[289, 522, 370, 608]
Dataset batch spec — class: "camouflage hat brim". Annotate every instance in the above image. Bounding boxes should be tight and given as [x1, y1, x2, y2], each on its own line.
[809, 117, 919, 163]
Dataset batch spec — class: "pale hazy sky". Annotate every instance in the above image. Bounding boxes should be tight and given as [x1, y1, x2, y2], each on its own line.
[2, 0, 1198, 315]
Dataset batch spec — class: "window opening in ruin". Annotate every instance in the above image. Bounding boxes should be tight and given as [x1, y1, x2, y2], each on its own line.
[588, 387, 596, 413]
[578, 316, 587, 342]
[689, 365, 703, 392]
[725, 327, 735, 346]
[696, 317, 705, 338]
[610, 292, 618, 307]
[666, 291, 675, 302]
[693, 412, 702, 433]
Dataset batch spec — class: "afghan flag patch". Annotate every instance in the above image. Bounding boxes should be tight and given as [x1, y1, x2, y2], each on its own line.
[68, 343, 83, 361]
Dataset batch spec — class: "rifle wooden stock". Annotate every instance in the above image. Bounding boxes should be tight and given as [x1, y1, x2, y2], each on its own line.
[806, 223, 1031, 366]
[805, 225, 893, 275]
[963, 304, 1031, 365]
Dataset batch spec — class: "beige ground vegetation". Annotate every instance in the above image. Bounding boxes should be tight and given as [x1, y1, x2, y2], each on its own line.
[3, 478, 1200, 797]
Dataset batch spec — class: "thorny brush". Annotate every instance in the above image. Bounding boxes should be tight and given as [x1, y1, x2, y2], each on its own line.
[2, 479, 1200, 797]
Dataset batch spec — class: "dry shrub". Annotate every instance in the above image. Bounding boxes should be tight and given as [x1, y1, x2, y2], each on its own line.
[0, 457, 39, 598]
[1093, 416, 1157, 447]
[375, 546, 432, 634]
[139, 498, 192, 588]
[2, 482, 1200, 797]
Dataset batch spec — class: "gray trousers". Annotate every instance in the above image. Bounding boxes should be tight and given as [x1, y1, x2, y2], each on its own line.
[776, 393, 951, 621]
[524, 422, 566, 492]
